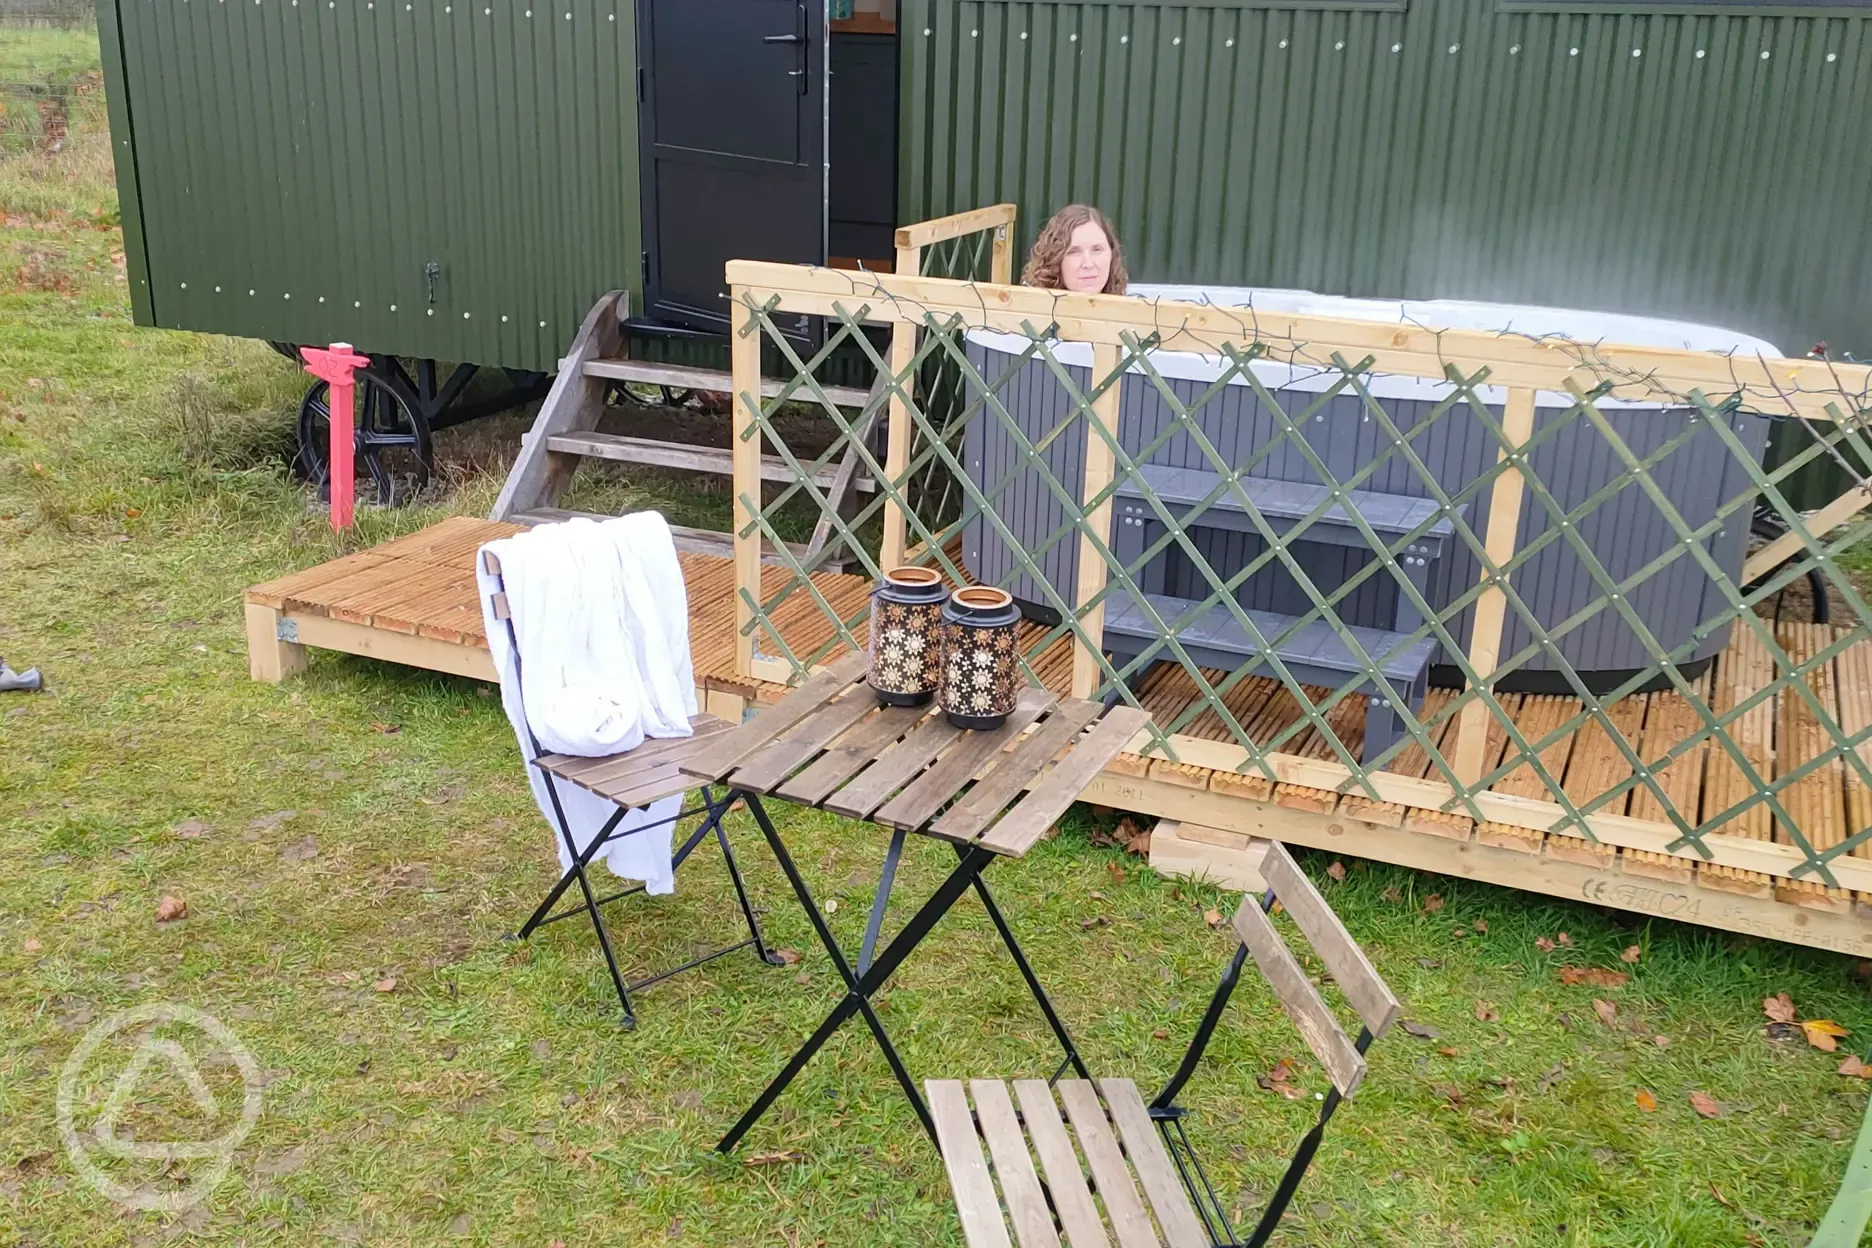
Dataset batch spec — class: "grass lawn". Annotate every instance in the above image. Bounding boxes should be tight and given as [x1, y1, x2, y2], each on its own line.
[3, 24, 1872, 1248]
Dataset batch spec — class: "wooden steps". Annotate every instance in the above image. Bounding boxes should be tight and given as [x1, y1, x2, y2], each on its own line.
[581, 357, 872, 409]
[542, 431, 874, 493]
[508, 508, 814, 568]
[492, 294, 882, 574]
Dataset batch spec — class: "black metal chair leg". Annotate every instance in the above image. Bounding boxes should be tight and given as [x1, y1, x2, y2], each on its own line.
[515, 804, 631, 939]
[565, 853, 637, 1028]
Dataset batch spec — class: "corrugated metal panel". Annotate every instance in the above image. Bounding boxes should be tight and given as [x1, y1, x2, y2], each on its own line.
[901, 0, 1872, 359]
[102, 0, 640, 373]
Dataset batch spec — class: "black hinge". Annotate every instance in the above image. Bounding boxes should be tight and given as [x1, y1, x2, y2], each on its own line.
[637, 65, 645, 102]
[641, 250, 650, 284]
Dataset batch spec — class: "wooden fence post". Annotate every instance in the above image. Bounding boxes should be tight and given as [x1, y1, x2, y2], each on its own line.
[1454, 387, 1537, 787]
[1072, 344, 1123, 699]
[990, 222, 1014, 285]
[732, 288, 761, 681]
[879, 243, 921, 570]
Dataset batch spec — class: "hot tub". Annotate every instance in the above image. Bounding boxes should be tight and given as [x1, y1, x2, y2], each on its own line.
[961, 284, 1780, 696]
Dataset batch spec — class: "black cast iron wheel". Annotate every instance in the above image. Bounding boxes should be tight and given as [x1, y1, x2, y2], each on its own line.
[294, 366, 434, 507]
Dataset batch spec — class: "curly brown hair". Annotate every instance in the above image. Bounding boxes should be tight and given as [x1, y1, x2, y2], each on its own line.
[1019, 204, 1129, 295]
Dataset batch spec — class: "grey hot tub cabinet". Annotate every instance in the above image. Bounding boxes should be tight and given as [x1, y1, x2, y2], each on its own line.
[958, 338, 1769, 757]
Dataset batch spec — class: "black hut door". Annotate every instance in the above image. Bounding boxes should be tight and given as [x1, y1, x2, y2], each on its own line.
[637, 0, 827, 337]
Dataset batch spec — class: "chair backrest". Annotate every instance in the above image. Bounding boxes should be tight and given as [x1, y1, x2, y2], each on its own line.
[1232, 841, 1400, 1098]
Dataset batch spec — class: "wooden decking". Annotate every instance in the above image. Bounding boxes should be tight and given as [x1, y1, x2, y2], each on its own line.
[244, 516, 1872, 954]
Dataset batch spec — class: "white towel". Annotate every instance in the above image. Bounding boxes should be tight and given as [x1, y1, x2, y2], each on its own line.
[476, 513, 698, 895]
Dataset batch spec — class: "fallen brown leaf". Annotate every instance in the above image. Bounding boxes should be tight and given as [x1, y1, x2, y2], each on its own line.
[1708, 1183, 1733, 1210]
[1593, 998, 1618, 1028]
[1152, 1029, 1169, 1040]
[1803, 1019, 1851, 1052]
[1380, 886, 1402, 903]
[1840, 1055, 1872, 1079]
[22, 937, 42, 954]
[1535, 936, 1555, 953]
[1472, 919, 1488, 934]
[1556, 932, 1574, 948]
[1620, 945, 1641, 963]
[1654, 1034, 1671, 1047]
[1123, 832, 1151, 856]
[1422, 894, 1444, 914]
[1326, 861, 1347, 882]
[1558, 967, 1629, 989]
[772, 948, 802, 966]
[173, 818, 211, 840]
[1537, 1062, 1565, 1094]
[744, 1150, 806, 1167]
[1763, 992, 1796, 1024]
[1106, 861, 1126, 884]
[373, 976, 398, 993]
[1256, 1059, 1308, 1100]
[1689, 1090, 1721, 1119]
[371, 721, 401, 735]
[1080, 915, 1111, 931]
[1204, 908, 1223, 928]
[1401, 1020, 1441, 1040]
[154, 896, 187, 923]
[1473, 1001, 1499, 1022]
[1437, 1046, 1459, 1057]
[1635, 1088, 1657, 1112]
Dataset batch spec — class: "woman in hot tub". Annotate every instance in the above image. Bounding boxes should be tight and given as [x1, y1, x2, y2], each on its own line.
[1020, 204, 1129, 296]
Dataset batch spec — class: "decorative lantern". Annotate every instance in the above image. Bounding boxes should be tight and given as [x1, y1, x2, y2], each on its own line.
[868, 566, 947, 706]
[940, 586, 1022, 730]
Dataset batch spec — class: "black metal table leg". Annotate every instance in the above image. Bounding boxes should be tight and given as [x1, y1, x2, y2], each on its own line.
[961, 847, 1091, 1081]
[718, 794, 998, 1153]
[858, 826, 908, 975]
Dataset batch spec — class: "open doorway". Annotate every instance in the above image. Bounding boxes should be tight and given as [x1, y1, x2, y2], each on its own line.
[828, 0, 899, 274]
[634, 0, 902, 340]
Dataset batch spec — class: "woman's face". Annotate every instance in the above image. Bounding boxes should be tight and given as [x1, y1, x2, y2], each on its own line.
[1060, 220, 1113, 293]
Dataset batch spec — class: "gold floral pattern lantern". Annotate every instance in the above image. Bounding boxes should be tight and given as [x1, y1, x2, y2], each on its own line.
[867, 566, 946, 706]
[939, 586, 1022, 730]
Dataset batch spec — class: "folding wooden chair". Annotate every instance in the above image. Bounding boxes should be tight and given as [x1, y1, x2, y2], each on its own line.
[926, 841, 1400, 1247]
[483, 549, 780, 1028]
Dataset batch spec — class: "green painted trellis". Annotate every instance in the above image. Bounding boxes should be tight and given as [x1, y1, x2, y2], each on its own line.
[723, 233, 1872, 894]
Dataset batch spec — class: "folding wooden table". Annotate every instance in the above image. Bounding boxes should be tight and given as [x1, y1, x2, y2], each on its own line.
[680, 652, 1149, 1152]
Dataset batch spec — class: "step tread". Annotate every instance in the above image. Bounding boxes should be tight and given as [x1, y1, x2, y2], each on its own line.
[1114, 463, 1458, 538]
[510, 510, 823, 569]
[1104, 588, 1435, 682]
[582, 358, 873, 409]
[544, 431, 873, 492]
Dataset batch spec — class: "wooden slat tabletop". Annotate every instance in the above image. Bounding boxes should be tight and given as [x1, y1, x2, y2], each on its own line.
[675, 659, 1149, 858]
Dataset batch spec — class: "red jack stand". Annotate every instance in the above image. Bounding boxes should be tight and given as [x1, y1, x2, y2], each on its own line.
[300, 344, 370, 530]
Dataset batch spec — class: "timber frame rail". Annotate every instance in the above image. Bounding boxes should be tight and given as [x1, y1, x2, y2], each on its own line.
[721, 212, 1872, 902]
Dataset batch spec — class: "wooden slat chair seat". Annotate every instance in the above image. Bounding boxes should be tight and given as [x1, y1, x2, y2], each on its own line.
[927, 841, 1400, 1248]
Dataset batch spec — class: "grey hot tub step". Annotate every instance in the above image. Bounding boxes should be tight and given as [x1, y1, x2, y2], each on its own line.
[1102, 588, 1433, 763]
[1113, 464, 1461, 549]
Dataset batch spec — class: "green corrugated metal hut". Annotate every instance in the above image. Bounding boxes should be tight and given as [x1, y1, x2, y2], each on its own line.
[99, 0, 1872, 377]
